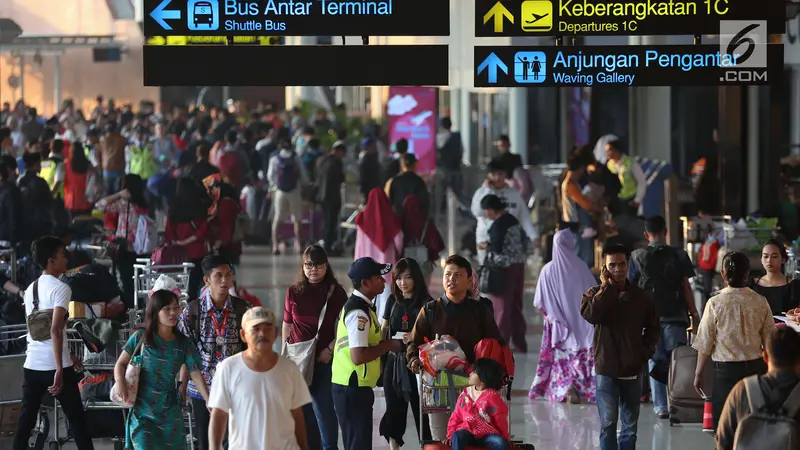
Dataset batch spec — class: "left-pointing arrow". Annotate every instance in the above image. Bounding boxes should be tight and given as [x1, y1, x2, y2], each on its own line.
[477, 52, 508, 84]
[151, 0, 182, 31]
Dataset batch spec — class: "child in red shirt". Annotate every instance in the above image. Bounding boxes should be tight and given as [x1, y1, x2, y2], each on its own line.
[446, 359, 510, 450]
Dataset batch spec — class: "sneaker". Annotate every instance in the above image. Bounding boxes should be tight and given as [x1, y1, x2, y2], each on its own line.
[389, 439, 401, 450]
[640, 394, 650, 403]
[657, 410, 670, 419]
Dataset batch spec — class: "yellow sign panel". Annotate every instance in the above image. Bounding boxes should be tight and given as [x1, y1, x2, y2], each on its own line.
[145, 36, 282, 45]
[521, 0, 553, 32]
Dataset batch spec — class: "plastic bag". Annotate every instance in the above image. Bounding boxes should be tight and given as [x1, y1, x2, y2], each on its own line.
[149, 274, 183, 298]
[418, 335, 467, 377]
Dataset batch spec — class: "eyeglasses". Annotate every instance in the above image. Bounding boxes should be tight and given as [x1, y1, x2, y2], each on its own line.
[303, 262, 326, 269]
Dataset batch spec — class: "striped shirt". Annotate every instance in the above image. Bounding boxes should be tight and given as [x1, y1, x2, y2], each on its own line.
[177, 293, 248, 400]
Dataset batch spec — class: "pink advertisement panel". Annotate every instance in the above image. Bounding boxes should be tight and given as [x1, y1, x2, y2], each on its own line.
[387, 87, 438, 175]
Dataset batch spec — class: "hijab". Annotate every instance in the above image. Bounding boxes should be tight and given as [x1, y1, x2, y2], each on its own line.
[534, 229, 597, 350]
[593, 134, 617, 166]
[355, 187, 402, 252]
[203, 174, 222, 217]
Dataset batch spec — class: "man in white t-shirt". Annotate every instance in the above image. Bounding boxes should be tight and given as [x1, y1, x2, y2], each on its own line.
[13, 236, 95, 450]
[208, 306, 311, 450]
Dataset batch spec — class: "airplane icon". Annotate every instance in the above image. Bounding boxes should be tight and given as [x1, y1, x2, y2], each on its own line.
[521, 0, 552, 32]
[526, 12, 549, 24]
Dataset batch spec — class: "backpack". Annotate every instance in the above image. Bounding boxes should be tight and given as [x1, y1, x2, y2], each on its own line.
[129, 146, 158, 180]
[637, 246, 685, 318]
[133, 215, 158, 255]
[187, 296, 250, 349]
[276, 153, 299, 192]
[698, 237, 721, 271]
[733, 376, 800, 450]
[473, 337, 515, 400]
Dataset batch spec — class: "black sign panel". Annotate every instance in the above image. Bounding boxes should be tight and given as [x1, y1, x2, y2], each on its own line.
[144, 0, 449, 36]
[474, 0, 785, 36]
[144, 45, 449, 86]
[473, 45, 783, 87]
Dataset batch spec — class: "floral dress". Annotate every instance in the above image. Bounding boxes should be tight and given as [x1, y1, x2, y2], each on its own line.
[123, 332, 202, 449]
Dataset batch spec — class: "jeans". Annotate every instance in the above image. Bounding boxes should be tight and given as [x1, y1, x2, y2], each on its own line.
[649, 322, 688, 414]
[596, 374, 642, 450]
[451, 430, 509, 450]
[332, 373, 374, 450]
[192, 397, 227, 450]
[305, 361, 339, 450]
[103, 170, 124, 195]
[13, 367, 95, 450]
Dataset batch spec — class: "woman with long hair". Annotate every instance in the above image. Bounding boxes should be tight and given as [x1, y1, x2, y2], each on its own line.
[96, 174, 149, 308]
[203, 174, 243, 266]
[281, 245, 347, 450]
[165, 177, 210, 301]
[63, 138, 94, 219]
[379, 258, 432, 449]
[355, 187, 403, 318]
[693, 251, 775, 429]
[529, 228, 597, 404]
[751, 239, 800, 315]
[114, 290, 208, 449]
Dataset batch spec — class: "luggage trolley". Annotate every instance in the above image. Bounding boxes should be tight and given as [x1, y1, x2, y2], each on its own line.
[419, 369, 513, 447]
[133, 259, 194, 310]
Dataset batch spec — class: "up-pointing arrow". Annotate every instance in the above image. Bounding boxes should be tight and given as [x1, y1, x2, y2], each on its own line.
[477, 52, 508, 84]
[483, 2, 514, 33]
[151, 0, 182, 31]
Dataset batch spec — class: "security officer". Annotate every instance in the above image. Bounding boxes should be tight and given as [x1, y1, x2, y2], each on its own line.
[605, 139, 646, 217]
[40, 138, 66, 199]
[332, 257, 403, 450]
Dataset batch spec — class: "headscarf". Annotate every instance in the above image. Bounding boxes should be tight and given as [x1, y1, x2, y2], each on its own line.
[533, 229, 597, 350]
[355, 188, 402, 252]
[203, 174, 222, 217]
[400, 195, 445, 262]
[593, 134, 617, 166]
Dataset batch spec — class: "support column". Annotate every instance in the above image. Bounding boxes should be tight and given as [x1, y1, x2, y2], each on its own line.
[18, 55, 24, 102]
[53, 55, 62, 115]
[746, 87, 760, 213]
[460, 88, 472, 165]
[298, 36, 315, 104]
[718, 85, 746, 217]
[628, 36, 671, 161]
[369, 86, 386, 119]
[508, 88, 527, 165]
[791, 68, 800, 155]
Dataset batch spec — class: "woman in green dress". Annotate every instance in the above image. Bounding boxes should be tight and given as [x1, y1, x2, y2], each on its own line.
[114, 290, 210, 449]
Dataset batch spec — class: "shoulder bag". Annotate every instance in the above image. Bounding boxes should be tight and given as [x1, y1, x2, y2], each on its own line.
[26, 280, 54, 342]
[281, 285, 335, 385]
[110, 330, 146, 408]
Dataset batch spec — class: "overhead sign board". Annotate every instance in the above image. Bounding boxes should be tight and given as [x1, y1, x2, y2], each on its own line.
[145, 35, 283, 45]
[474, 0, 785, 36]
[144, 0, 449, 36]
[474, 44, 783, 87]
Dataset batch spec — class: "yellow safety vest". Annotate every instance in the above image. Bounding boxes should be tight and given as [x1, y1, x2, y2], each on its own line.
[607, 155, 637, 200]
[331, 300, 382, 388]
[40, 159, 64, 199]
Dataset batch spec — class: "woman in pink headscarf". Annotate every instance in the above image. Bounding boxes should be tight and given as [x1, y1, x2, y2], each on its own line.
[529, 228, 598, 403]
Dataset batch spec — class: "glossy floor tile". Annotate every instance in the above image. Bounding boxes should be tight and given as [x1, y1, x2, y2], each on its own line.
[1, 250, 718, 450]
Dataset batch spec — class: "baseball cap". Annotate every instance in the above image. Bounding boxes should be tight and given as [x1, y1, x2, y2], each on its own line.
[348, 257, 392, 281]
[241, 307, 276, 329]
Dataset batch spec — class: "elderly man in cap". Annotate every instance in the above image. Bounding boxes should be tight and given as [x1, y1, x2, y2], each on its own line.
[208, 306, 312, 450]
[332, 257, 404, 450]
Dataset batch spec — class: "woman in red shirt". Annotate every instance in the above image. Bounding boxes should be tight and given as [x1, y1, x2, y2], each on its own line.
[165, 177, 210, 301]
[202, 174, 242, 266]
[63, 140, 94, 220]
[282, 244, 348, 450]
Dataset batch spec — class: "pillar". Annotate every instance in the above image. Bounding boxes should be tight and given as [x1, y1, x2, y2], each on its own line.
[718, 85, 746, 217]
[791, 69, 800, 155]
[460, 88, 472, 165]
[369, 86, 386, 119]
[628, 36, 671, 161]
[298, 36, 315, 105]
[746, 87, 760, 213]
[18, 55, 24, 102]
[509, 88, 527, 165]
[53, 55, 62, 115]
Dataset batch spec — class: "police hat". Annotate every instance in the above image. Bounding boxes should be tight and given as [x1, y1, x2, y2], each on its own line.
[348, 257, 391, 281]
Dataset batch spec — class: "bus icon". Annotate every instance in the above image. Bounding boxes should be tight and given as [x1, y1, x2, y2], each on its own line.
[188, 0, 219, 31]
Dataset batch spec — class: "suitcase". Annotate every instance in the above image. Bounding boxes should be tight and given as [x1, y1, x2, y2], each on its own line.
[667, 332, 714, 425]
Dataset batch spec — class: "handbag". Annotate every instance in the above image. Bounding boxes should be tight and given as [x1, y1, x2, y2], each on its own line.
[150, 220, 193, 266]
[281, 285, 334, 385]
[110, 331, 145, 408]
[26, 280, 53, 342]
[478, 261, 505, 295]
[404, 217, 430, 265]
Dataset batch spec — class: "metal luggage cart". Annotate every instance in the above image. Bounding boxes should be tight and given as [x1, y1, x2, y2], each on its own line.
[133, 260, 194, 310]
[418, 369, 510, 444]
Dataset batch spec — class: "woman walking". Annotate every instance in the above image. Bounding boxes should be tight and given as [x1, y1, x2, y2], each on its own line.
[114, 290, 209, 449]
[282, 245, 347, 450]
[63, 138, 94, 220]
[693, 251, 775, 429]
[529, 228, 597, 403]
[379, 258, 432, 449]
[165, 177, 210, 301]
[203, 174, 243, 267]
